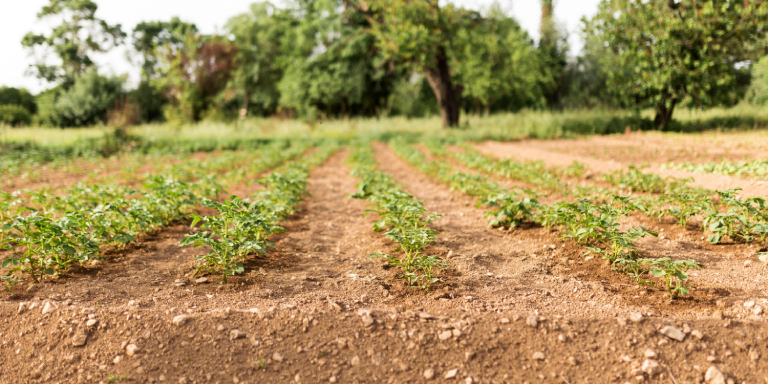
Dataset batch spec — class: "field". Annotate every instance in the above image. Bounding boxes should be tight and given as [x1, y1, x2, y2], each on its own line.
[2, 127, 768, 384]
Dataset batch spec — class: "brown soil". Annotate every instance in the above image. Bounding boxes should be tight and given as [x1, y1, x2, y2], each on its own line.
[1, 146, 767, 384]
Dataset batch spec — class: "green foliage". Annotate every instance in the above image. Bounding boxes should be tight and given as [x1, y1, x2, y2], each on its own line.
[646, 258, 702, 299]
[132, 17, 198, 81]
[54, 70, 126, 127]
[747, 55, 768, 106]
[451, 5, 549, 112]
[585, 0, 768, 127]
[0, 105, 32, 126]
[702, 189, 768, 244]
[21, 0, 125, 86]
[0, 87, 37, 115]
[349, 143, 447, 291]
[665, 159, 768, 180]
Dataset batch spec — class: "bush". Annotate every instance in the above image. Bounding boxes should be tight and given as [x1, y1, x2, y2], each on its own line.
[0, 87, 37, 115]
[747, 55, 768, 106]
[54, 70, 125, 127]
[0, 105, 32, 126]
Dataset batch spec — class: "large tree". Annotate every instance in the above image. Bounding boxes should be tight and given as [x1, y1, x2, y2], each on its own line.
[132, 17, 198, 81]
[585, 0, 768, 128]
[348, 0, 464, 127]
[451, 5, 549, 114]
[21, 0, 125, 87]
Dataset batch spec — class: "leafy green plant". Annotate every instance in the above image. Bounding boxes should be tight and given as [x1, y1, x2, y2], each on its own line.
[645, 258, 702, 299]
[702, 189, 768, 244]
[349, 143, 447, 292]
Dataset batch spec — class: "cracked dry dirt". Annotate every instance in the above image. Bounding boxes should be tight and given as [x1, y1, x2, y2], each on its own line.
[2, 138, 768, 384]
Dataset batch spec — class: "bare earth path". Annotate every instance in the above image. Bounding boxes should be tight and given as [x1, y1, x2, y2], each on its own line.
[0, 148, 767, 384]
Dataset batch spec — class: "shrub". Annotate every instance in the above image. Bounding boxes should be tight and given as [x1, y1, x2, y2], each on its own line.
[0, 105, 32, 126]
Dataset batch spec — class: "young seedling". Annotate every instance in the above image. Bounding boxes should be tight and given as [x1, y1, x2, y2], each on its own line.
[646, 258, 702, 299]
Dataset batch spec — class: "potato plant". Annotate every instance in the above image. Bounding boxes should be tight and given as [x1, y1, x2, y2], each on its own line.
[349, 143, 447, 292]
[181, 143, 338, 282]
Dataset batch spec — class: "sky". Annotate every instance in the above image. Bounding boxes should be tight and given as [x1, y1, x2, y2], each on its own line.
[0, 0, 602, 94]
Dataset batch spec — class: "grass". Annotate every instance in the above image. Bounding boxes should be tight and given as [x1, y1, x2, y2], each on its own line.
[2, 104, 768, 151]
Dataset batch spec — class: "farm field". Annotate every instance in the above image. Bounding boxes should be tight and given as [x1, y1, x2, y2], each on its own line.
[2, 132, 768, 384]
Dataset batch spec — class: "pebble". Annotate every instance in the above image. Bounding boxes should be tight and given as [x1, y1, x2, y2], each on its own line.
[230, 330, 246, 340]
[526, 315, 538, 328]
[86, 319, 98, 328]
[142, 330, 152, 339]
[126, 344, 139, 357]
[423, 368, 435, 380]
[361, 314, 374, 327]
[644, 349, 657, 358]
[705, 366, 727, 384]
[452, 329, 462, 338]
[616, 317, 627, 326]
[172, 314, 190, 326]
[113, 355, 122, 364]
[438, 331, 453, 341]
[350, 356, 360, 366]
[272, 352, 284, 363]
[194, 277, 208, 284]
[713, 310, 724, 320]
[759, 254, 768, 263]
[419, 312, 433, 319]
[500, 318, 510, 324]
[531, 352, 545, 360]
[659, 325, 685, 341]
[641, 359, 662, 376]
[749, 348, 760, 362]
[744, 300, 756, 308]
[72, 334, 87, 347]
[465, 377, 474, 384]
[444, 369, 458, 379]
[629, 312, 643, 323]
[567, 356, 578, 366]
[754, 306, 763, 315]
[41, 301, 54, 315]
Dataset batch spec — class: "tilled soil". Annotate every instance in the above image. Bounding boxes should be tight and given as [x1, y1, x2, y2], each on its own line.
[1, 146, 767, 384]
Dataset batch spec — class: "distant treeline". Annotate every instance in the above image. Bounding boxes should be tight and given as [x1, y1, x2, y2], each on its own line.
[1, 0, 768, 129]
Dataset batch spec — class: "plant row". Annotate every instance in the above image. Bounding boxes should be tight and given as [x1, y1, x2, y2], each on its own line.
[391, 140, 702, 299]
[664, 159, 768, 180]
[0, 142, 311, 291]
[435, 142, 768, 246]
[179, 142, 339, 283]
[347, 143, 447, 292]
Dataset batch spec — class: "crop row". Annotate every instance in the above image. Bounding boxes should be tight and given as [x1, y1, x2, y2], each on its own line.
[663, 159, 768, 180]
[347, 143, 447, 292]
[181, 141, 339, 282]
[390, 140, 701, 299]
[433, 142, 768, 246]
[0, 141, 312, 291]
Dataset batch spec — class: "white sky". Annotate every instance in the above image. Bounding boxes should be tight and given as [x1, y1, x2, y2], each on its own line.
[0, 0, 601, 94]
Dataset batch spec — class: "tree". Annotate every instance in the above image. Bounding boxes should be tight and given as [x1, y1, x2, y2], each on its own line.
[132, 18, 198, 81]
[348, 0, 464, 127]
[54, 69, 125, 127]
[155, 34, 239, 123]
[224, 2, 292, 116]
[0, 87, 37, 115]
[277, 0, 396, 119]
[747, 55, 768, 105]
[538, 0, 568, 108]
[21, 0, 125, 86]
[585, 0, 768, 128]
[451, 5, 548, 114]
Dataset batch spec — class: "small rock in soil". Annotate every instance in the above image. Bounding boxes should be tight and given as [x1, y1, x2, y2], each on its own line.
[705, 366, 727, 384]
[691, 330, 704, 340]
[350, 356, 360, 366]
[41, 301, 54, 315]
[532, 352, 545, 360]
[500, 318, 510, 324]
[126, 344, 139, 356]
[644, 349, 657, 358]
[659, 325, 685, 341]
[641, 359, 662, 376]
[616, 317, 627, 326]
[749, 348, 760, 362]
[567, 356, 578, 366]
[444, 369, 458, 379]
[272, 352, 284, 363]
[172, 314, 190, 326]
[194, 277, 208, 284]
[438, 331, 452, 341]
[423, 368, 435, 380]
[86, 319, 98, 328]
[361, 314, 374, 327]
[629, 312, 643, 323]
[465, 377, 473, 384]
[526, 315, 538, 328]
[230, 329, 246, 340]
[72, 334, 87, 347]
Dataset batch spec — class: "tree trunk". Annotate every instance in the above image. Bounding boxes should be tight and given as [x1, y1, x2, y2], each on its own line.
[423, 46, 460, 128]
[653, 99, 677, 129]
